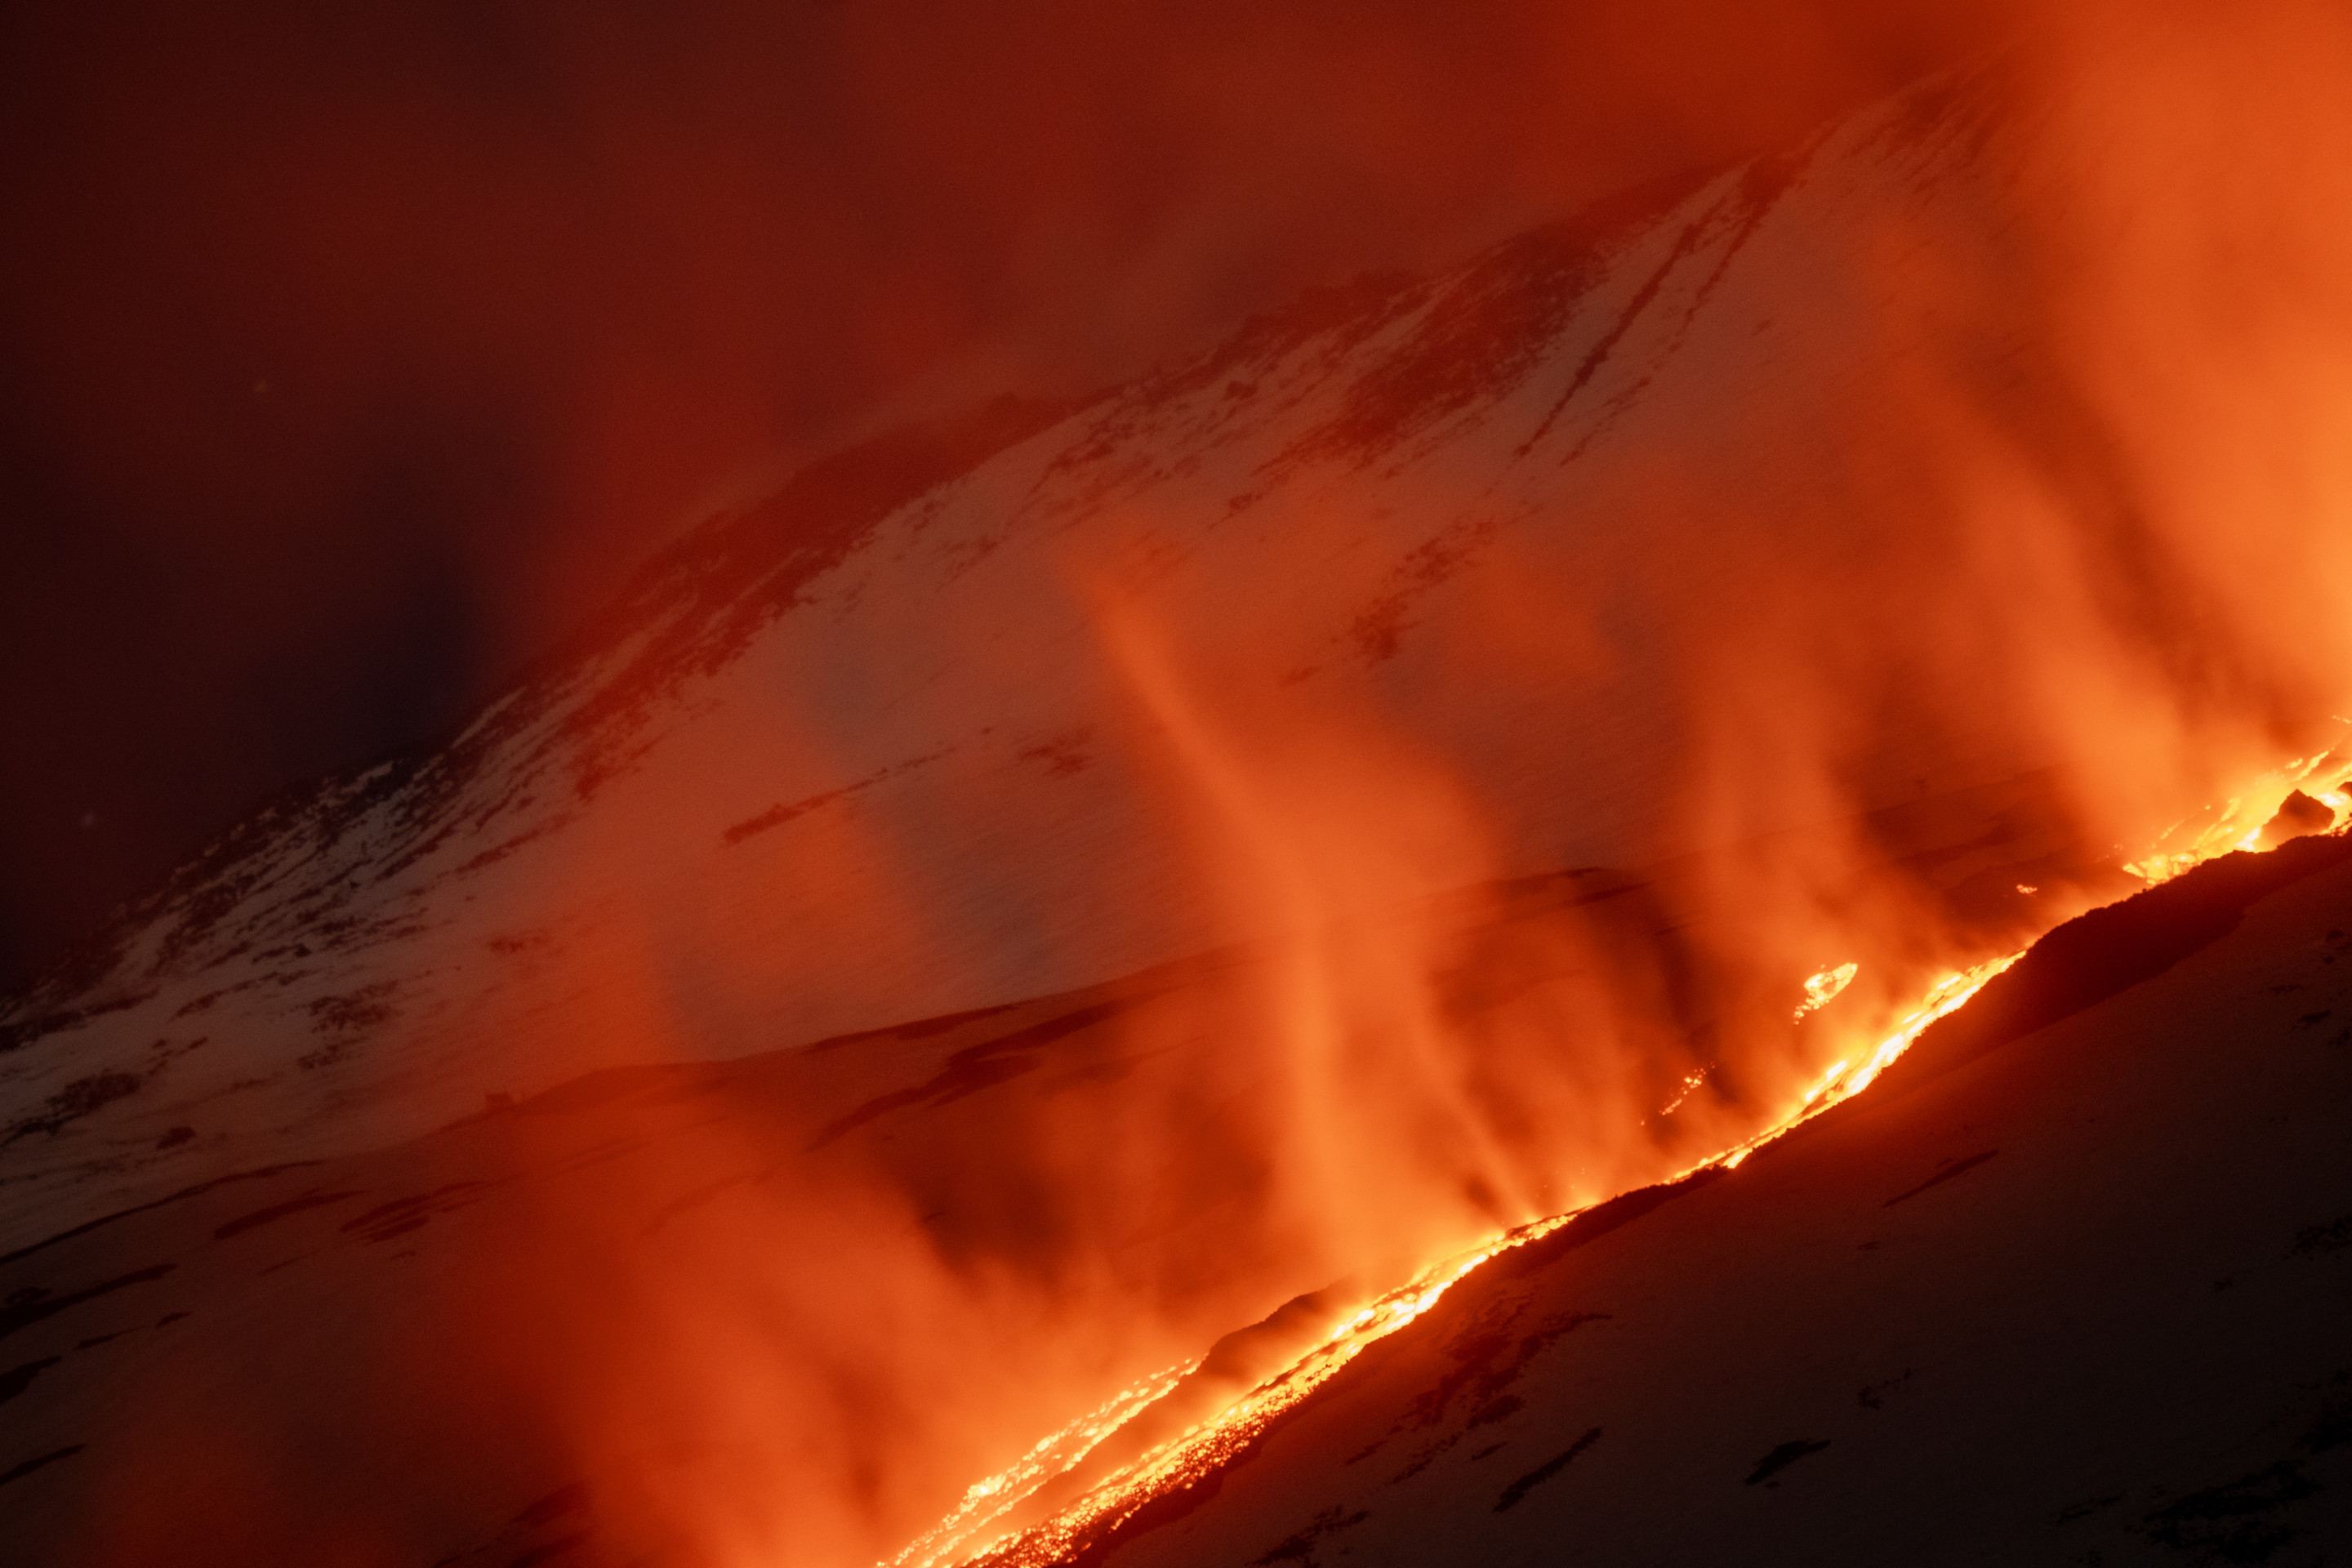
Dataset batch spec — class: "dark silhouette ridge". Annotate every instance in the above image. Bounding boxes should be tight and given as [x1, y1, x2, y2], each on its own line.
[1864, 834, 2352, 1107]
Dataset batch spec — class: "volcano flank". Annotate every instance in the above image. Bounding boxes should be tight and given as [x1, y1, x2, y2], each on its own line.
[10, 14, 2352, 1567]
[970, 835, 2352, 1567]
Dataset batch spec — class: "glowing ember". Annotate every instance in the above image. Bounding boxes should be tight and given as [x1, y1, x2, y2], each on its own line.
[1715, 953, 2021, 1174]
[1656, 1066, 1712, 1116]
[1793, 961, 1860, 1021]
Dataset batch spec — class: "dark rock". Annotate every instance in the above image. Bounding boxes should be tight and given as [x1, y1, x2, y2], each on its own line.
[2261, 791, 2336, 849]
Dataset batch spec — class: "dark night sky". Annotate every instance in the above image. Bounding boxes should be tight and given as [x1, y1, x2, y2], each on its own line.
[0, 0, 2022, 989]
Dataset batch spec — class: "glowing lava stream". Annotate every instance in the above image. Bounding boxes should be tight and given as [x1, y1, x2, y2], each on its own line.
[886, 746, 2352, 1568]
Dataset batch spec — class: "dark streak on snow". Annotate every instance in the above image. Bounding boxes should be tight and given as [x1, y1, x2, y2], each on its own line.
[212, 1188, 362, 1241]
[1250, 1504, 1371, 1566]
[0, 1444, 84, 1490]
[808, 999, 1139, 1150]
[1883, 1150, 1998, 1208]
[339, 1183, 494, 1245]
[0, 1163, 322, 1268]
[1495, 1427, 1603, 1512]
[1744, 1439, 1831, 1487]
[0, 1354, 60, 1405]
[0, 1265, 174, 1343]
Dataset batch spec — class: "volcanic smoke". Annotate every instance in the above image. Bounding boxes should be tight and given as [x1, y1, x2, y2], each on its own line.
[6, 7, 2352, 1568]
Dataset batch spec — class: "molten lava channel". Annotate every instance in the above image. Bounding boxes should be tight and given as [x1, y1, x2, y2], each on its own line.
[886, 744, 2352, 1568]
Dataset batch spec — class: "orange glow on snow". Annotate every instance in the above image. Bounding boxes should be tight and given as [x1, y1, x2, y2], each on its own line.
[888, 753, 2350, 1568]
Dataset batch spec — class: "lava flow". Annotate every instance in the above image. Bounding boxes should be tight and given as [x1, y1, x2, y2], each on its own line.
[886, 745, 2351, 1568]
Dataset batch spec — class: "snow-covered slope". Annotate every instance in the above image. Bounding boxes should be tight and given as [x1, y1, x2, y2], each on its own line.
[4, 815, 2345, 1567]
[0, 76, 2110, 1250]
[8, 39, 2352, 1568]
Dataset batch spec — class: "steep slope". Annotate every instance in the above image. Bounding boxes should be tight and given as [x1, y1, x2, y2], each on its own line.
[984, 836, 2352, 1568]
[7, 41, 2352, 1566]
[0, 71, 2155, 1251]
[0, 773, 2096, 1564]
[3, 817, 2345, 1566]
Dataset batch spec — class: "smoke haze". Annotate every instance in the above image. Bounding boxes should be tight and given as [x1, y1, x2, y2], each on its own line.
[0, 0, 2020, 985]
[16, 6, 2352, 1568]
